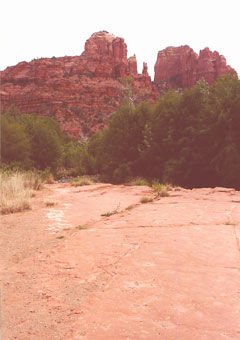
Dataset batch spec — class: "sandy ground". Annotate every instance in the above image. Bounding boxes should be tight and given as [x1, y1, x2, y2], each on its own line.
[0, 183, 240, 340]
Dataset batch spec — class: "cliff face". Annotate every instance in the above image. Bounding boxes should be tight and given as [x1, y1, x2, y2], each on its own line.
[154, 45, 236, 90]
[1, 31, 156, 138]
[1, 31, 236, 138]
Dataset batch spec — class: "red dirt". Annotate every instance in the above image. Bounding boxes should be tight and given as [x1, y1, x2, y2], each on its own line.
[0, 183, 240, 339]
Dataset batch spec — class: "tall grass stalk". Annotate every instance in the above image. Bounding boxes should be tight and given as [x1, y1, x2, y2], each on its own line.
[0, 172, 45, 214]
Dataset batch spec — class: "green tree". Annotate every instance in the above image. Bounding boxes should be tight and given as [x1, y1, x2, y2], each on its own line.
[208, 75, 240, 188]
[1, 115, 31, 167]
[27, 118, 62, 169]
[95, 102, 152, 181]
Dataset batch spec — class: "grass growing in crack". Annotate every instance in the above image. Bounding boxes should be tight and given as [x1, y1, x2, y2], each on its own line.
[125, 204, 135, 211]
[76, 225, 89, 230]
[45, 200, 56, 207]
[225, 220, 238, 226]
[70, 176, 93, 187]
[140, 196, 153, 204]
[101, 203, 121, 217]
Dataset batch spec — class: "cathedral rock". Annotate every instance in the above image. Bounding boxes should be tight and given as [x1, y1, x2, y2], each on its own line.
[154, 45, 236, 90]
[0, 31, 236, 138]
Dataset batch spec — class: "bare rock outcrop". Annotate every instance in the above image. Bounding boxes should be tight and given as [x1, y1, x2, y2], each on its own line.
[1, 31, 156, 138]
[1, 31, 236, 138]
[154, 45, 236, 90]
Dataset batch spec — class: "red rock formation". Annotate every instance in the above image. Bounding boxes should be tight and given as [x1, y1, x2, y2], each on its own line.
[154, 46, 198, 89]
[142, 62, 149, 76]
[127, 55, 138, 76]
[154, 45, 236, 90]
[196, 48, 234, 84]
[1, 31, 156, 138]
[1, 32, 236, 139]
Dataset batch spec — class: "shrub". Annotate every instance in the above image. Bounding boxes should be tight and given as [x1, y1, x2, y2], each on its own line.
[1, 115, 32, 166]
[112, 164, 132, 184]
[1, 109, 64, 170]
[70, 176, 93, 187]
[152, 181, 169, 197]
[130, 177, 149, 186]
[29, 119, 62, 169]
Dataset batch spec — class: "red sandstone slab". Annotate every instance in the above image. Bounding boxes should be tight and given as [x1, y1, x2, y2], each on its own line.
[0, 184, 239, 339]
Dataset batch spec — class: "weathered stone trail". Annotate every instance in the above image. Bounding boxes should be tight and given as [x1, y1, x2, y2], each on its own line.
[0, 183, 240, 339]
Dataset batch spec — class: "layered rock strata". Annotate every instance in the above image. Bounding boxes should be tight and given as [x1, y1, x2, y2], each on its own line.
[1, 31, 156, 137]
[154, 45, 236, 90]
[1, 31, 236, 138]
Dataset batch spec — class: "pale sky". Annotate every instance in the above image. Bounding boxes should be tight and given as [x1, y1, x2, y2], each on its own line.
[0, 0, 239, 79]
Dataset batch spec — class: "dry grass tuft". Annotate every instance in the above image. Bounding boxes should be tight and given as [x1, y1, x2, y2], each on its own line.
[1, 200, 31, 215]
[101, 203, 121, 217]
[140, 196, 153, 204]
[225, 220, 238, 226]
[76, 225, 89, 230]
[0, 172, 32, 214]
[23, 171, 44, 190]
[45, 173, 55, 184]
[152, 181, 170, 198]
[125, 204, 135, 211]
[0, 171, 45, 215]
[44, 200, 56, 207]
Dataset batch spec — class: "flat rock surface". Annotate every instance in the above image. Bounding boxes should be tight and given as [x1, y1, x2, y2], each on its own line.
[0, 183, 240, 340]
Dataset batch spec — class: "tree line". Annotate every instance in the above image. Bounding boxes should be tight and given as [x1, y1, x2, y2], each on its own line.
[1, 106, 83, 173]
[82, 74, 240, 189]
[1, 74, 240, 189]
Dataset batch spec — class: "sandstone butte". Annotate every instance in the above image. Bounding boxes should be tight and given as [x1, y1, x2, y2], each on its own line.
[154, 45, 236, 90]
[0, 31, 236, 138]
